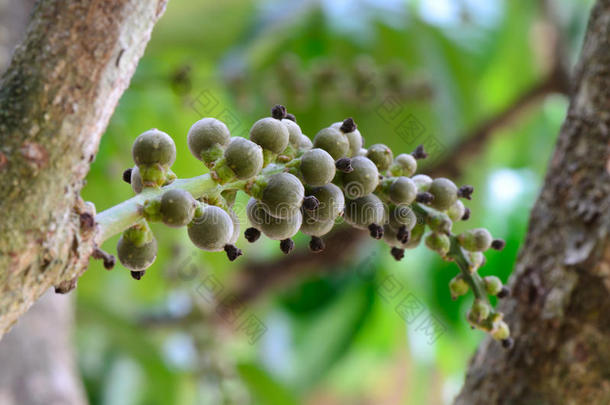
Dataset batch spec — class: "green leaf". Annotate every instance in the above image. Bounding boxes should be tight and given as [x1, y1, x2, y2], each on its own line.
[237, 363, 300, 405]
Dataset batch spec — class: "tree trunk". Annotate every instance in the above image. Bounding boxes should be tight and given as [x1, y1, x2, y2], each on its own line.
[455, 1, 610, 404]
[0, 0, 168, 337]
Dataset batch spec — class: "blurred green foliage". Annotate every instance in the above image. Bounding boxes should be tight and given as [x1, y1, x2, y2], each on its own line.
[79, 0, 592, 404]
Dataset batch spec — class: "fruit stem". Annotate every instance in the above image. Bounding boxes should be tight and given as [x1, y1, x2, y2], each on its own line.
[447, 236, 488, 303]
[412, 203, 491, 306]
[95, 162, 291, 245]
[96, 173, 217, 244]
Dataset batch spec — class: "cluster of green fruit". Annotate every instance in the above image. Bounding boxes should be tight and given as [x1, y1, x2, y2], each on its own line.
[112, 105, 511, 346]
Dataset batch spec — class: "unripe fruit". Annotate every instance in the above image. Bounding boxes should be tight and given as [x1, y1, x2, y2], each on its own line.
[470, 299, 491, 323]
[449, 275, 469, 299]
[300, 211, 335, 237]
[249, 117, 289, 154]
[281, 118, 303, 146]
[366, 144, 393, 171]
[412, 174, 432, 191]
[341, 156, 379, 199]
[426, 211, 453, 234]
[299, 135, 313, 150]
[259, 173, 304, 219]
[260, 210, 303, 240]
[132, 129, 176, 167]
[388, 205, 417, 232]
[246, 198, 266, 228]
[390, 153, 417, 177]
[405, 222, 425, 249]
[187, 118, 231, 163]
[483, 276, 503, 296]
[447, 200, 466, 222]
[130, 166, 143, 193]
[425, 232, 450, 256]
[428, 177, 458, 211]
[491, 321, 510, 341]
[388, 176, 417, 205]
[224, 137, 264, 180]
[188, 206, 234, 252]
[159, 189, 197, 228]
[331, 120, 362, 157]
[308, 184, 345, 221]
[344, 194, 384, 230]
[117, 235, 158, 271]
[313, 127, 349, 159]
[457, 228, 493, 252]
[300, 148, 336, 186]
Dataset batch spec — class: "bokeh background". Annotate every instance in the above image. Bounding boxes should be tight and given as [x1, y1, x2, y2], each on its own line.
[79, 0, 592, 404]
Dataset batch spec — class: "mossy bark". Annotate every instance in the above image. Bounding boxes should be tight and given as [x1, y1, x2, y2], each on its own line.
[0, 0, 168, 337]
[455, 1, 610, 404]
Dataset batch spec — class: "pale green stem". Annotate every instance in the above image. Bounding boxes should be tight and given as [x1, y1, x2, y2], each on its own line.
[95, 164, 289, 245]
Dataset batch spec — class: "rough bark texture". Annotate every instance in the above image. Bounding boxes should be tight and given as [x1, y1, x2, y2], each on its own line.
[0, 291, 87, 405]
[0, 3, 88, 404]
[455, 1, 610, 404]
[0, 0, 168, 337]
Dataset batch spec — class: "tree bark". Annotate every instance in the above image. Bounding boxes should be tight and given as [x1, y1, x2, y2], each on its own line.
[455, 1, 610, 404]
[0, 0, 168, 337]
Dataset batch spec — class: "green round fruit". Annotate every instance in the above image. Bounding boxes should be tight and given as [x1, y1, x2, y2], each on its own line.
[300, 148, 336, 186]
[344, 194, 384, 230]
[483, 276, 503, 296]
[187, 118, 231, 162]
[130, 166, 143, 193]
[282, 118, 303, 146]
[406, 222, 425, 248]
[300, 211, 335, 237]
[299, 135, 313, 150]
[382, 224, 409, 249]
[366, 144, 393, 171]
[388, 205, 417, 231]
[132, 129, 176, 167]
[412, 174, 432, 191]
[426, 211, 453, 234]
[429, 177, 458, 210]
[491, 321, 510, 341]
[224, 137, 264, 180]
[308, 184, 345, 221]
[389, 153, 417, 177]
[188, 206, 234, 251]
[388, 176, 417, 205]
[458, 228, 493, 252]
[249, 117, 289, 154]
[447, 200, 466, 222]
[313, 127, 349, 159]
[425, 232, 450, 256]
[342, 156, 379, 199]
[260, 210, 303, 240]
[246, 198, 266, 229]
[260, 173, 304, 219]
[117, 235, 158, 271]
[159, 189, 197, 228]
[331, 121, 362, 156]
[449, 275, 469, 299]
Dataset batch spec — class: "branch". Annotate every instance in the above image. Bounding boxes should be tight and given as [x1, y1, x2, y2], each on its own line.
[0, 0, 168, 337]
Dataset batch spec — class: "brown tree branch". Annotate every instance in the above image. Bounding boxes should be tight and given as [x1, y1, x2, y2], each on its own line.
[0, 0, 168, 337]
[455, 0, 610, 402]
